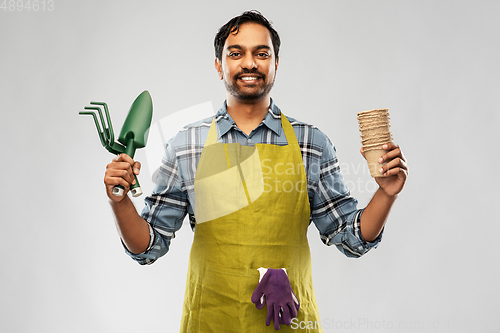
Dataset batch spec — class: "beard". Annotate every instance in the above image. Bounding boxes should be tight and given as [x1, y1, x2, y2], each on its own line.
[223, 69, 276, 102]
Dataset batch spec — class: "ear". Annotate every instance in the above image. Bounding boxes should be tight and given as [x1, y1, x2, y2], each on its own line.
[215, 58, 223, 80]
[275, 57, 279, 71]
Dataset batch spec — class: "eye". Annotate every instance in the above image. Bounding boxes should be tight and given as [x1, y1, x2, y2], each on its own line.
[256, 52, 270, 58]
[228, 52, 242, 58]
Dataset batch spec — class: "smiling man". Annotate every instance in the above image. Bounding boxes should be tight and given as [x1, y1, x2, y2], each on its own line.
[104, 10, 408, 333]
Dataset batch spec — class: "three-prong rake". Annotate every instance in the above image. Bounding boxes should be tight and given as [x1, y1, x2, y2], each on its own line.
[79, 90, 153, 197]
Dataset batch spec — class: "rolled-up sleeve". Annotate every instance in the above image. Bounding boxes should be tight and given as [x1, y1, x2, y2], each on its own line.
[310, 136, 382, 258]
[124, 142, 188, 265]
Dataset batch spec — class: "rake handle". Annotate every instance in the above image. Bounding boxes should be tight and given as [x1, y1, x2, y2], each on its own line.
[113, 176, 143, 197]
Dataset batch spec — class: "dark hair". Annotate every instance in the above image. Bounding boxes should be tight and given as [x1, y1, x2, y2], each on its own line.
[214, 10, 281, 62]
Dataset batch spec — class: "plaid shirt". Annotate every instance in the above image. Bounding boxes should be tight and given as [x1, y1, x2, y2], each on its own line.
[126, 99, 382, 264]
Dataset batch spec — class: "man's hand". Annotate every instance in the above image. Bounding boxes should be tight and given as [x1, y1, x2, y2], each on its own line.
[103, 154, 150, 254]
[361, 143, 408, 197]
[104, 154, 141, 202]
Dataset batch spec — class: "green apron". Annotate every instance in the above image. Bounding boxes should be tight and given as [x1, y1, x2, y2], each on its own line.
[180, 114, 322, 332]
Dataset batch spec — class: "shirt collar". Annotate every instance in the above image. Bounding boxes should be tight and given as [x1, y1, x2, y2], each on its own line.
[215, 98, 282, 139]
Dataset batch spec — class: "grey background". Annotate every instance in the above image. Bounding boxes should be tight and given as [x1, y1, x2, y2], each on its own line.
[1, 0, 498, 332]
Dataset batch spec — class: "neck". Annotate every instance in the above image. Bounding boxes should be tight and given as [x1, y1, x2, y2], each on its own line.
[226, 95, 270, 135]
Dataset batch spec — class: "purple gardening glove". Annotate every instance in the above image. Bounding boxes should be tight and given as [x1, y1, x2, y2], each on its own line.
[251, 268, 300, 330]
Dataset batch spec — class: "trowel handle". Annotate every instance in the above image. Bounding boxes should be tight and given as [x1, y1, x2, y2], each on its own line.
[113, 175, 143, 197]
[113, 143, 143, 197]
[130, 176, 143, 197]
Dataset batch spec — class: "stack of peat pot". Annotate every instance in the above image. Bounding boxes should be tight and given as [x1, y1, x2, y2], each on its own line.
[357, 108, 393, 178]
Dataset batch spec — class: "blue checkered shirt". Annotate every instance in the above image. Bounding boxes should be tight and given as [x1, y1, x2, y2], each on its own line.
[126, 99, 382, 264]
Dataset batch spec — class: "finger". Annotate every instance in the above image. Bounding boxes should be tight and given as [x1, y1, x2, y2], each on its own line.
[274, 304, 280, 330]
[251, 290, 265, 308]
[256, 295, 265, 309]
[381, 166, 408, 179]
[107, 160, 135, 173]
[379, 144, 405, 163]
[133, 161, 141, 175]
[282, 306, 292, 325]
[380, 157, 408, 176]
[382, 142, 397, 151]
[291, 291, 299, 308]
[400, 149, 407, 163]
[360, 147, 366, 159]
[116, 162, 136, 179]
[105, 168, 134, 184]
[104, 170, 132, 188]
[106, 165, 135, 184]
[251, 279, 265, 302]
[113, 153, 135, 165]
[112, 156, 137, 184]
[266, 306, 273, 327]
[290, 300, 298, 318]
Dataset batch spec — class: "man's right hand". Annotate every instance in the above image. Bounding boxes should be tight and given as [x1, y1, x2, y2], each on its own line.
[104, 154, 141, 202]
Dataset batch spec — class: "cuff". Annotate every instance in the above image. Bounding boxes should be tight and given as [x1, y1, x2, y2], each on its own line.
[121, 223, 157, 265]
[354, 209, 383, 250]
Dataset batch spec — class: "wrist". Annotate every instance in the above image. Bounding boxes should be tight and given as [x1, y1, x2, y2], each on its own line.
[378, 186, 399, 200]
[108, 195, 131, 208]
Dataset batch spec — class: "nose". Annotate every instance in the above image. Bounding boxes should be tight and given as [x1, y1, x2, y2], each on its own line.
[241, 53, 257, 70]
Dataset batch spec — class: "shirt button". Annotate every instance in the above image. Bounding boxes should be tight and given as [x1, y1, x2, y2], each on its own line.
[247, 139, 252, 143]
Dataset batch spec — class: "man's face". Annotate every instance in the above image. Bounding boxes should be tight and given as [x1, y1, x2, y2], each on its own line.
[215, 23, 279, 102]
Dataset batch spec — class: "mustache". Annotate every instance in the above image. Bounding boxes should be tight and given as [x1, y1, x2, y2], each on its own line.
[233, 69, 266, 80]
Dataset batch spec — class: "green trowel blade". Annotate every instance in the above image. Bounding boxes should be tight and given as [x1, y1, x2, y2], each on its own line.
[118, 90, 153, 149]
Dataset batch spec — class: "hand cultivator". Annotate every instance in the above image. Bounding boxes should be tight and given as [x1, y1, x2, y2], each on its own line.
[79, 90, 153, 197]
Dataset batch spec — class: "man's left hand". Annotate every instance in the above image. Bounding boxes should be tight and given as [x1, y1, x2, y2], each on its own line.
[361, 143, 408, 197]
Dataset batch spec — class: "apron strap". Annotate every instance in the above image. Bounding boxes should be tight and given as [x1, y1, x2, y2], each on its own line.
[205, 118, 218, 146]
[280, 113, 300, 148]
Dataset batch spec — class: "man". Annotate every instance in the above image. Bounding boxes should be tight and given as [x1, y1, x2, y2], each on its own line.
[104, 11, 407, 332]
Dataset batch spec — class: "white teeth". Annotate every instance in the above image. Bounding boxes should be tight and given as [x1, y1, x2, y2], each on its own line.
[240, 77, 259, 81]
